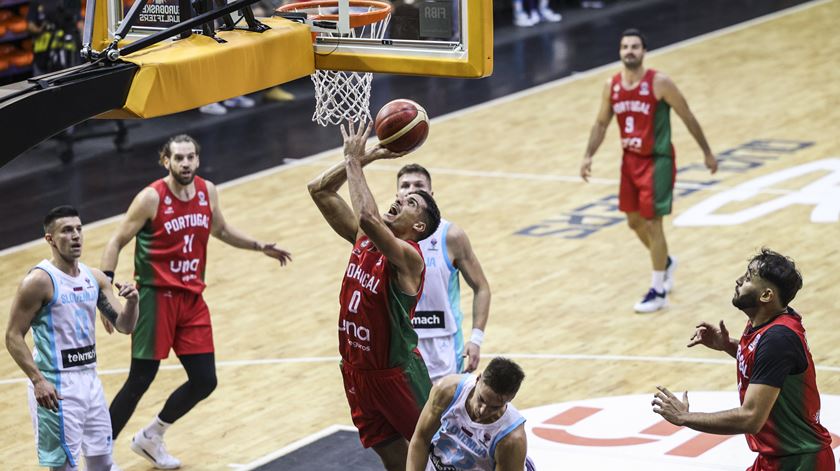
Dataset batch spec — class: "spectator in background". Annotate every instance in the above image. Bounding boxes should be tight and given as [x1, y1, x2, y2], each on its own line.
[27, 0, 82, 75]
[512, 0, 561, 27]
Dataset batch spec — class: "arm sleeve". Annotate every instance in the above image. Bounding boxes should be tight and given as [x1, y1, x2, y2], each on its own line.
[750, 325, 808, 387]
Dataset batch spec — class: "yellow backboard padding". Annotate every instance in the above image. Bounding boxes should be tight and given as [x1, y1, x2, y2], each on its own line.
[99, 18, 315, 119]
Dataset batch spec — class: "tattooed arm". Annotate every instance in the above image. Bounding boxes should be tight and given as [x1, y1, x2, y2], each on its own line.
[92, 269, 139, 334]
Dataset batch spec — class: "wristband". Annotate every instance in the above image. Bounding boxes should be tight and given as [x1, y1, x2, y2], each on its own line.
[469, 329, 484, 347]
[103, 270, 115, 284]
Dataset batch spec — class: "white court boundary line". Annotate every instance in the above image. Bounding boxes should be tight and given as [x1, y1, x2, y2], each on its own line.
[4, 352, 840, 386]
[0, 0, 829, 257]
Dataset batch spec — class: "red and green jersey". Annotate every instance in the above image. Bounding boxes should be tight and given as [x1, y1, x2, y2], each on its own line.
[339, 236, 425, 370]
[134, 177, 212, 294]
[736, 309, 833, 457]
[610, 68, 674, 158]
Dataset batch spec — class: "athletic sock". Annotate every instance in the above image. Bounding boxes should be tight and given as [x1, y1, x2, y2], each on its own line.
[144, 416, 172, 437]
[652, 271, 666, 294]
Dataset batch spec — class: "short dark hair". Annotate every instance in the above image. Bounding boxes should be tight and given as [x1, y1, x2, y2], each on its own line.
[159, 134, 200, 166]
[481, 357, 525, 397]
[621, 28, 647, 49]
[749, 248, 803, 307]
[412, 190, 440, 240]
[43, 205, 79, 233]
[397, 163, 432, 187]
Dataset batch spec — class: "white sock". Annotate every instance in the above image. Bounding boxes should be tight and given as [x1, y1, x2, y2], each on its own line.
[145, 416, 172, 437]
[652, 271, 666, 293]
[513, 0, 525, 14]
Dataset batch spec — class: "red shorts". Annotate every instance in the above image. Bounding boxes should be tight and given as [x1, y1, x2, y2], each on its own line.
[748, 447, 835, 471]
[619, 152, 676, 219]
[340, 357, 431, 448]
[132, 286, 214, 360]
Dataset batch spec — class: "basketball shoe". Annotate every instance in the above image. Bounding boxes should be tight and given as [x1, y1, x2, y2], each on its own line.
[634, 288, 668, 313]
[130, 429, 182, 469]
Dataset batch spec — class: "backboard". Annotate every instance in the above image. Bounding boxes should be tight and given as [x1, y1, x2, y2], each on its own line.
[99, 0, 493, 78]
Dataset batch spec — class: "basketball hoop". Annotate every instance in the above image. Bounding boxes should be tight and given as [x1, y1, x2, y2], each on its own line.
[276, 1, 392, 126]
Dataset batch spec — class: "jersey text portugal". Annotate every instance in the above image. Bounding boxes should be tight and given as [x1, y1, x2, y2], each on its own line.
[610, 68, 674, 158]
[134, 177, 212, 294]
[339, 236, 424, 370]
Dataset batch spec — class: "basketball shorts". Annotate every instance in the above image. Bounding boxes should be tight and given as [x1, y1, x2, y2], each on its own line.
[618, 152, 676, 219]
[133, 286, 213, 360]
[341, 356, 432, 448]
[418, 334, 464, 383]
[28, 368, 112, 467]
[748, 447, 835, 471]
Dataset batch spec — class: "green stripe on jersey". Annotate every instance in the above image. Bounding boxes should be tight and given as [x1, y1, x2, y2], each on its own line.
[653, 156, 675, 216]
[652, 99, 673, 157]
[386, 278, 422, 368]
[132, 287, 159, 359]
[134, 226, 155, 286]
[768, 373, 827, 455]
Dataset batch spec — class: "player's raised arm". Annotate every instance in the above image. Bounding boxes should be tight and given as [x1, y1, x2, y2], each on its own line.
[343, 121, 427, 293]
[90, 268, 139, 334]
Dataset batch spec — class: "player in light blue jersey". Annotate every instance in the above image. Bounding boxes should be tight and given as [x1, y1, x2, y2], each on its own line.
[396, 164, 491, 382]
[5, 206, 139, 471]
[407, 357, 534, 471]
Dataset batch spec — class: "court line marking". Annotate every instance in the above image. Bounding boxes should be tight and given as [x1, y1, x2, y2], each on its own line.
[3, 352, 840, 386]
[0, 0, 828, 257]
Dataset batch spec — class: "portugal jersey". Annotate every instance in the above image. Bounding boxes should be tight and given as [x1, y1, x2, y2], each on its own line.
[736, 309, 832, 457]
[30, 260, 99, 373]
[610, 68, 674, 158]
[339, 236, 425, 370]
[134, 177, 212, 294]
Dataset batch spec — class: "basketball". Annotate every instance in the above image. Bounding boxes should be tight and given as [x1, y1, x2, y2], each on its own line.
[374, 99, 430, 153]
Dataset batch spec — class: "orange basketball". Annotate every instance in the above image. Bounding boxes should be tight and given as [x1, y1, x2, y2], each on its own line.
[374, 99, 429, 153]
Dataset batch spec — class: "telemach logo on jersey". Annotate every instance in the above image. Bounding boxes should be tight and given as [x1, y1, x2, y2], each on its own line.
[62, 344, 96, 368]
[412, 310, 445, 329]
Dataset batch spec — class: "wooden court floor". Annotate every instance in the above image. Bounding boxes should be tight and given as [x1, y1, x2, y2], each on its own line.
[1, 1, 839, 468]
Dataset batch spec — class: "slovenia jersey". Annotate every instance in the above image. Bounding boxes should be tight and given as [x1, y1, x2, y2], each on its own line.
[30, 260, 100, 373]
[428, 375, 526, 471]
[414, 219, 462, 339]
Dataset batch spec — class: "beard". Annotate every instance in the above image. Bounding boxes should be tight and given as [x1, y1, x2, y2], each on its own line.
[732, 290, 759, 310]
[172, 171, 195, 186]
[622, 55, 642, 69]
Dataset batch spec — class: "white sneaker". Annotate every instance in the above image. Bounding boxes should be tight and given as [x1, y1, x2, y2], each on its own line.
[223, 95, 256, 108]
[529, 10, 540, 25]
[130, 430, 182, 469]
[664, 256, 678, 293]
[539, 7, 562, 22]
[634, 288, 668, 313]
[199, 102, 227, 115]
[513, 11, 536, 27]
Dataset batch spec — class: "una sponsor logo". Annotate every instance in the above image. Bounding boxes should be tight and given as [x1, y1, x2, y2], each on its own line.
[523, 392, 840, 470]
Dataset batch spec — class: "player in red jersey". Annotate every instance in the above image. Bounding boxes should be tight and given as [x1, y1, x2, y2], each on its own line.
[580, 28, 718, 313]
[653, 249, 834, 470]
[308, 121, 441, 471]
[100, 134, 292, 469]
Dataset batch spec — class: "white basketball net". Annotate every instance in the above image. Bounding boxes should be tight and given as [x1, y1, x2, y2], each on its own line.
[307, 7, 391, 126]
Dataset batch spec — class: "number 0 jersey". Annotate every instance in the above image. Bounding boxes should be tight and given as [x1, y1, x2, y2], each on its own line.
[30, 260, 100, 373]
[610, 68, 674, 158]
[339, 236, 425, 370]
[134, 177, 213, 294]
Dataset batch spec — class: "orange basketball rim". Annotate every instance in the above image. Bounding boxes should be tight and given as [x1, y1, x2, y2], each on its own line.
[276, 1, 392, 30]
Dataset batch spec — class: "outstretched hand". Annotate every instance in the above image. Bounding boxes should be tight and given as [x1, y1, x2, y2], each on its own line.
[261, 243, 292, 266]
[341, 120, 372, 163]
[687, 320, 730, 351]
[704, 152, 719, 174]
[652, 386, 689, 426]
